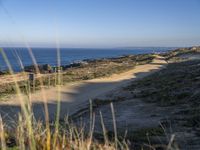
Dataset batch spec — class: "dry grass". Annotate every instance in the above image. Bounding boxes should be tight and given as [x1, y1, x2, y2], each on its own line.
[0, 114, 130, 150]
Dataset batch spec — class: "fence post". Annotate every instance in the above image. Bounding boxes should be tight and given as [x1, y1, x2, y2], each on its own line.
[29, 73, 35, 93]
[48, 75, 51, 87]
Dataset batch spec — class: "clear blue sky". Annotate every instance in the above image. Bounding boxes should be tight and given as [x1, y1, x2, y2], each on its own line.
[0, 0, 199, 48]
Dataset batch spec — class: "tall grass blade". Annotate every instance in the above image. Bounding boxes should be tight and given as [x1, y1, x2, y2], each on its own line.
[26, 46, 51, 150]
[0, 48, 36, 150]
[110, 103, 118, 149]
[99, 111, 108, 145]
[0, 116, 6, 150]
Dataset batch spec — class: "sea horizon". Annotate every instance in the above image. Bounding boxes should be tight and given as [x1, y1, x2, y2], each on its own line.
[0, 47, 176, 72]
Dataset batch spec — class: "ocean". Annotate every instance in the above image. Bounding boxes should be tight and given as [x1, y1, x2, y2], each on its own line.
[0, 47, 174, 72]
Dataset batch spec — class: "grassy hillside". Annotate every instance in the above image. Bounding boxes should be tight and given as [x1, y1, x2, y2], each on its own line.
[123, 59, 200, 148]
[161, 46, 200, 62]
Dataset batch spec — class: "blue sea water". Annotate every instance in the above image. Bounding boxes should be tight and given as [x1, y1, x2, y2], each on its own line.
[0, 47, 174, 72]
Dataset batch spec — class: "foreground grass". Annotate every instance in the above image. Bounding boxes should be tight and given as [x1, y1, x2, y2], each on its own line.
[1, 104, 177, 150]
[0, 103, 130, 150]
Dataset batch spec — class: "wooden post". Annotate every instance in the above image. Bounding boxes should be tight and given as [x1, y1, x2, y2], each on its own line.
[48, 75, 51, 87]
[29, 73, 35, 93]
[55, 70, 57, 86]
[27, 79, 31, 98]
[33, 78, 35, 93]
[61, 67, 63, 85]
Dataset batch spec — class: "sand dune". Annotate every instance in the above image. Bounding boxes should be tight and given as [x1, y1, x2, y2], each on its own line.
[0, 56, 167, 121]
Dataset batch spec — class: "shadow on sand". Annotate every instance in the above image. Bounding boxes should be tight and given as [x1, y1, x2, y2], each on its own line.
[0, 65, 164, 124]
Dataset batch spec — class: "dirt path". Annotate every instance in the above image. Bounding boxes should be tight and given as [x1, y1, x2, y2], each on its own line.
[0, 56, 167, 121]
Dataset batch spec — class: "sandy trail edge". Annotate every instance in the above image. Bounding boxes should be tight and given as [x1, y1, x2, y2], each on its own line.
[0, 56, 167, 121]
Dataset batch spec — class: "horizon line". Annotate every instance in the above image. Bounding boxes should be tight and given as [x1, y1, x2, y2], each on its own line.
[0, 46, 184, 49]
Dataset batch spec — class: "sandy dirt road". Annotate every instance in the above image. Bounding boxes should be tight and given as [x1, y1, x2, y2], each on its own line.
[0, 56, 166, 122]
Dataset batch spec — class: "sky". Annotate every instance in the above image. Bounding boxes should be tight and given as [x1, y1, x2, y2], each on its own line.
[0, 0, 199, 48]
